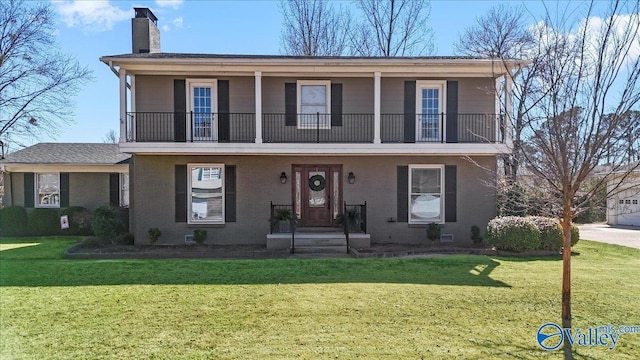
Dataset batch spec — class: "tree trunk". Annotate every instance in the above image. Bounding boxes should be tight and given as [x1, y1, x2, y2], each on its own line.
[561, 211, 573, 360]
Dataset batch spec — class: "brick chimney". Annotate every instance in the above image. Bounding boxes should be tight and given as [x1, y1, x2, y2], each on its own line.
[132, 8, 160, 54]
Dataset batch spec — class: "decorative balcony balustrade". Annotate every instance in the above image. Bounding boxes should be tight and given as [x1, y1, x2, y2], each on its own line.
[125, 112, 504, 144]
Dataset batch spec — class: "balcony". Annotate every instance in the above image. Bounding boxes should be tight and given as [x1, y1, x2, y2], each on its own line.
[125, 112, 504, 144]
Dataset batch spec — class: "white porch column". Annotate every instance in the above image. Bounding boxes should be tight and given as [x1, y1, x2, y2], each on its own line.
[130, 74, 136, 141]
[504, 73, 514, 147]
[255, 71, 263, 144]
[119, 69, 127, 143]
[374, 71, 381, 144]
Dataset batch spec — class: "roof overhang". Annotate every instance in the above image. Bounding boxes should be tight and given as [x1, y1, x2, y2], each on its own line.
[100, 55, 530, 78]
[1, 163, 129, 173]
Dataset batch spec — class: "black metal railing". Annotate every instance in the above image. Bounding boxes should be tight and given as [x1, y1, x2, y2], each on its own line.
[126, 112, 255, 143]
[270, 202, 297, 254]
[262, 113, 374, 143]
[342, 201, 367, 254]
[125, 112, 503, 144]
[381, 113, 503, 143]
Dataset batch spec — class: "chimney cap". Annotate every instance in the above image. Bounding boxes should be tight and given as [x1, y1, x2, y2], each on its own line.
[134, 7, 158, 24]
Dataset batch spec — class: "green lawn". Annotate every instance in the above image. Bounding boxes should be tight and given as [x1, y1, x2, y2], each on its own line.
[1, 237, 639, 359]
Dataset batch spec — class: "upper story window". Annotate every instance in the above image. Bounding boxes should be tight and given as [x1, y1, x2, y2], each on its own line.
[297, 80, 331, 129]
[186, 79, 218, 141]
[408, 165, 444, 224]
[416, 80, 446, 142]
[36, 173, 60, 208]
[188, 164, 224, 224]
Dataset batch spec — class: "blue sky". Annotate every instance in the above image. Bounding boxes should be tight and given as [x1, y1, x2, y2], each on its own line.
[44, 0, 595, 145]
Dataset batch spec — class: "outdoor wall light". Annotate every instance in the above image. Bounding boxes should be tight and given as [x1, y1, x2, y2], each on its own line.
[280, 172, 287, 184]
[347, 172, 356, 184]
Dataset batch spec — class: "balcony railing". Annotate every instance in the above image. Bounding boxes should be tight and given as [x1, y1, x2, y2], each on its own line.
[126, 112, 255, 142]
[262, 113, 374, 143]
[125, 112, 503, 144]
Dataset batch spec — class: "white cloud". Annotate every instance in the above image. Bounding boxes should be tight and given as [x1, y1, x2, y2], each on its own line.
[54, 0, 130, 32]
[161, 17, 184, 32]
[155, 0, 183, 10]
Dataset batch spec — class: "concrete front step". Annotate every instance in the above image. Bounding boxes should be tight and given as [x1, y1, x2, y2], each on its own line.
[294, 245, 348, 254]
[266, 232, 371, 251]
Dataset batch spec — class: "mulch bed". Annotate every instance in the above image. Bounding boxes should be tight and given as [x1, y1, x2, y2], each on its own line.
[65, 238, 561, 260]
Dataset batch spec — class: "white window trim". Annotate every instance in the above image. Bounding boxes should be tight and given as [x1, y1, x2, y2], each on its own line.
[415, 80, 447, 142]
[408, 164, 445, 224]
[120, 173, 129, 208]
[187, 163, 225, 225]
[35, 172, 61, 209]
[186, 79, 218, 141]
[297, 80, 331, 130]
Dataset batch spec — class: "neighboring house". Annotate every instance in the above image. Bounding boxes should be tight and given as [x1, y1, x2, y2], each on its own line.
[607, 165, 640, 226]
[0, 143, 130, 211]
[100, 8, 522, 246]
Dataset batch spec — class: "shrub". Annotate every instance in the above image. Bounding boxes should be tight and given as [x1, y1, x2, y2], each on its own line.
[193, 229, 207, 244]
[60, 206, 93, 236]
[571, 225, 580, 247]
[470, 225, 483, 244]
[529, 216, 563, 251]
[147, 227, 161, 244]
[426, 223, 442, 241]
[0, 206, 29, 237]
[91, 205, 124, 243]
[486, 216, 541, 252]
[28, 208, 60, 236]
[114, 233, 135, 245]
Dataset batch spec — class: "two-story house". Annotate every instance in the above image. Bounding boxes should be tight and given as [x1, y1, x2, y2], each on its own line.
[101, 8, 521, 249]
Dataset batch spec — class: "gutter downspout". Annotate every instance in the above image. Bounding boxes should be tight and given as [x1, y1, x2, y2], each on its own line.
[108, 61, 131, 90]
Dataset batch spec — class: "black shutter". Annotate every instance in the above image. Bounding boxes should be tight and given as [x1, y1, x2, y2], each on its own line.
[174, 79, 187, 142]
[175, 165, 187, 222]
[109, 173, 119, 207]
[285, 83, 297, 126]
[397, 166, 408, 222]
[404, 81, 416, 143]
[445, 165, 457, 222]
[218, 80, 230, 142]
[60, 173, 70, 208]
[24, 172, 34, 208]
[446, 81, 458, 143]
[225, 165, 236, 222]
[331, 83, 343, 127]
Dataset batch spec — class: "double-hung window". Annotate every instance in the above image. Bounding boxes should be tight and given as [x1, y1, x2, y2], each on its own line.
[409, 165, 444, 223]
[297, 80, 331, 129]
[36, 173, 60, 208]
[188, 164, 224, 224]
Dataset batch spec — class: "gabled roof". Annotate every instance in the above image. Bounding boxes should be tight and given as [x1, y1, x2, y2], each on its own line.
[1, 143, 130, 165]
[101, 53, 491, 60]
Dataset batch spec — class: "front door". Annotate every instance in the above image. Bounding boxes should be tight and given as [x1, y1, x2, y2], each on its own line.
[293, 165, 342, 227]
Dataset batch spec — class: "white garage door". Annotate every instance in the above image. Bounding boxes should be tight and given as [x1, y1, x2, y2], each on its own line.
[616, 190, 640, 226]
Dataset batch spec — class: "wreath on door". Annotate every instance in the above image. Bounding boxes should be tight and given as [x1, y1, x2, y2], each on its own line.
[309, 174, 326, 191]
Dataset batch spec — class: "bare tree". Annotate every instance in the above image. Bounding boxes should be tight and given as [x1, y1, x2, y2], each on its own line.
[0, 0, 91, 148]
[455, 4, 555, 183]
[103, 129, 118, 144]
[350, 0, 434, 56]
[279, 0, 350, 56]
[520, 2, 640, 358]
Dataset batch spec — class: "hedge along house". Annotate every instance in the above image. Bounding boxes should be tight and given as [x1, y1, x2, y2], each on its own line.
[0, 143, 130, 211]
[100, 8, 524, 249]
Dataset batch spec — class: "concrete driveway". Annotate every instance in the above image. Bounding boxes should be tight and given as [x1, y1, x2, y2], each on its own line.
[577, 223, 640, 249]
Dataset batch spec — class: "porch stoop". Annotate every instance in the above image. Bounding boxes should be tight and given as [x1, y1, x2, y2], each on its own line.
[266, 231, 371, 253]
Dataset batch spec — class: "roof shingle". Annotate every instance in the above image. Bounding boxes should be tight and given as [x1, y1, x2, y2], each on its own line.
[1, 143, 130, 165]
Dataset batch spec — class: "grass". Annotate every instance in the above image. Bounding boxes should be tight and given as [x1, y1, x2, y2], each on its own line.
[1, 237, 639, 359]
